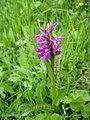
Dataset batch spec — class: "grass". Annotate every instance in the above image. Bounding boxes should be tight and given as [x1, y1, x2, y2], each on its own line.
[0, 0, 90, 120]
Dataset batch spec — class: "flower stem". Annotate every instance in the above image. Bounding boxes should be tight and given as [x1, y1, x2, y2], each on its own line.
[45, 60, 56, 108]
[51, 57, 54, 71]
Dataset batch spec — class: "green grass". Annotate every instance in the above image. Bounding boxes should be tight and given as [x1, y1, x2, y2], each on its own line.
[0, 0, 90, 120]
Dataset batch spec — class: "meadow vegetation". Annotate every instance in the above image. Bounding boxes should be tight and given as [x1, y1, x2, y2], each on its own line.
[0, 0, 90, 120]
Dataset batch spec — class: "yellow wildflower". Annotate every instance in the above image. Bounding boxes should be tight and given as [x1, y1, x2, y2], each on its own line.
[78, 2, 84, 7]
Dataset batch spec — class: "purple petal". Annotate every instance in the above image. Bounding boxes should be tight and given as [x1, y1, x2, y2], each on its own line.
[55, 50, 61, 55]
[39, 28, 45, 32]
[40, 28, 49, 37]
[39, 28, 45, 34]
[45, 48, 50, 53]
[52, 43, 60, 51]
[56, 36, 64, 42]
[51, 36, 63, 43]
[36, 36, 47, 44]
[49, 22, 58, 31]
[53, 22, 58, 27]
[50, 38, 55, 42]
[38, 52, 44, 59]
[40, 44, 49, 49]
[34, 22, 63, 61]
[36, 39, 41, 44]
[44, 52, 51, 61]
[35, 48, 42, 52]
[34, 35, 41, 38]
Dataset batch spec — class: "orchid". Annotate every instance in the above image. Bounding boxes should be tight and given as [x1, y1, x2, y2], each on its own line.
[34, 22, 63, 61]
[34, 23, 64, 108]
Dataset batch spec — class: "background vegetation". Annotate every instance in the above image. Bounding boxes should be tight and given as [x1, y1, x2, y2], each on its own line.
[0, 0, 90, 120]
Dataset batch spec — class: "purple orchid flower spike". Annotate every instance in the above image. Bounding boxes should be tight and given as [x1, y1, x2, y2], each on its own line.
[34, 22, 64, 61]
[34, 22, 64, 108]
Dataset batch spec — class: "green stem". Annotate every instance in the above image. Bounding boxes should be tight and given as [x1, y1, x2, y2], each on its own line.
[45, 60, 56, 108]
[51, 57, 54, 71]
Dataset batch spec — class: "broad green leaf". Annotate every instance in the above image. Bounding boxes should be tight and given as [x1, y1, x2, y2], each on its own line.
[64, 90, 90, 104]
[74, 90, 90, 102]
[70, 103, 82, 112]
[55, 87, 67, 106]
[72, 97, 86, 103]
[35, 113, 49, 120]
[51, 113, 61, 120]
[81, 102, 90, 118]
[64, 94, 74, 103]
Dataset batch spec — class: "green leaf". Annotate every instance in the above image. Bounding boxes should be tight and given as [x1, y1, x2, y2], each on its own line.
[64, 94, 74, 103]
[0, 83, 14, 94]
[21, 103, 52, 116]
[35, 113, 50, 120]
[18, 52, 29, 69]
[74, 90, 90, 102]
[64, 90, 90, 104]
[58, 0, 64, 5]
[35, 84, 43, 102]
[51, 113, 61, 120]
[5, 93, 22, 113]
[70, 103, 82, 112]
[55, 87, 67, 106]
[18, 103, 31, 112]
[32, 1, 42, 8]
[81, 102, 90, 118]
[25, 117, 33, 120]
[8, 28, 15, 43]
[72, 97, 86, 103]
